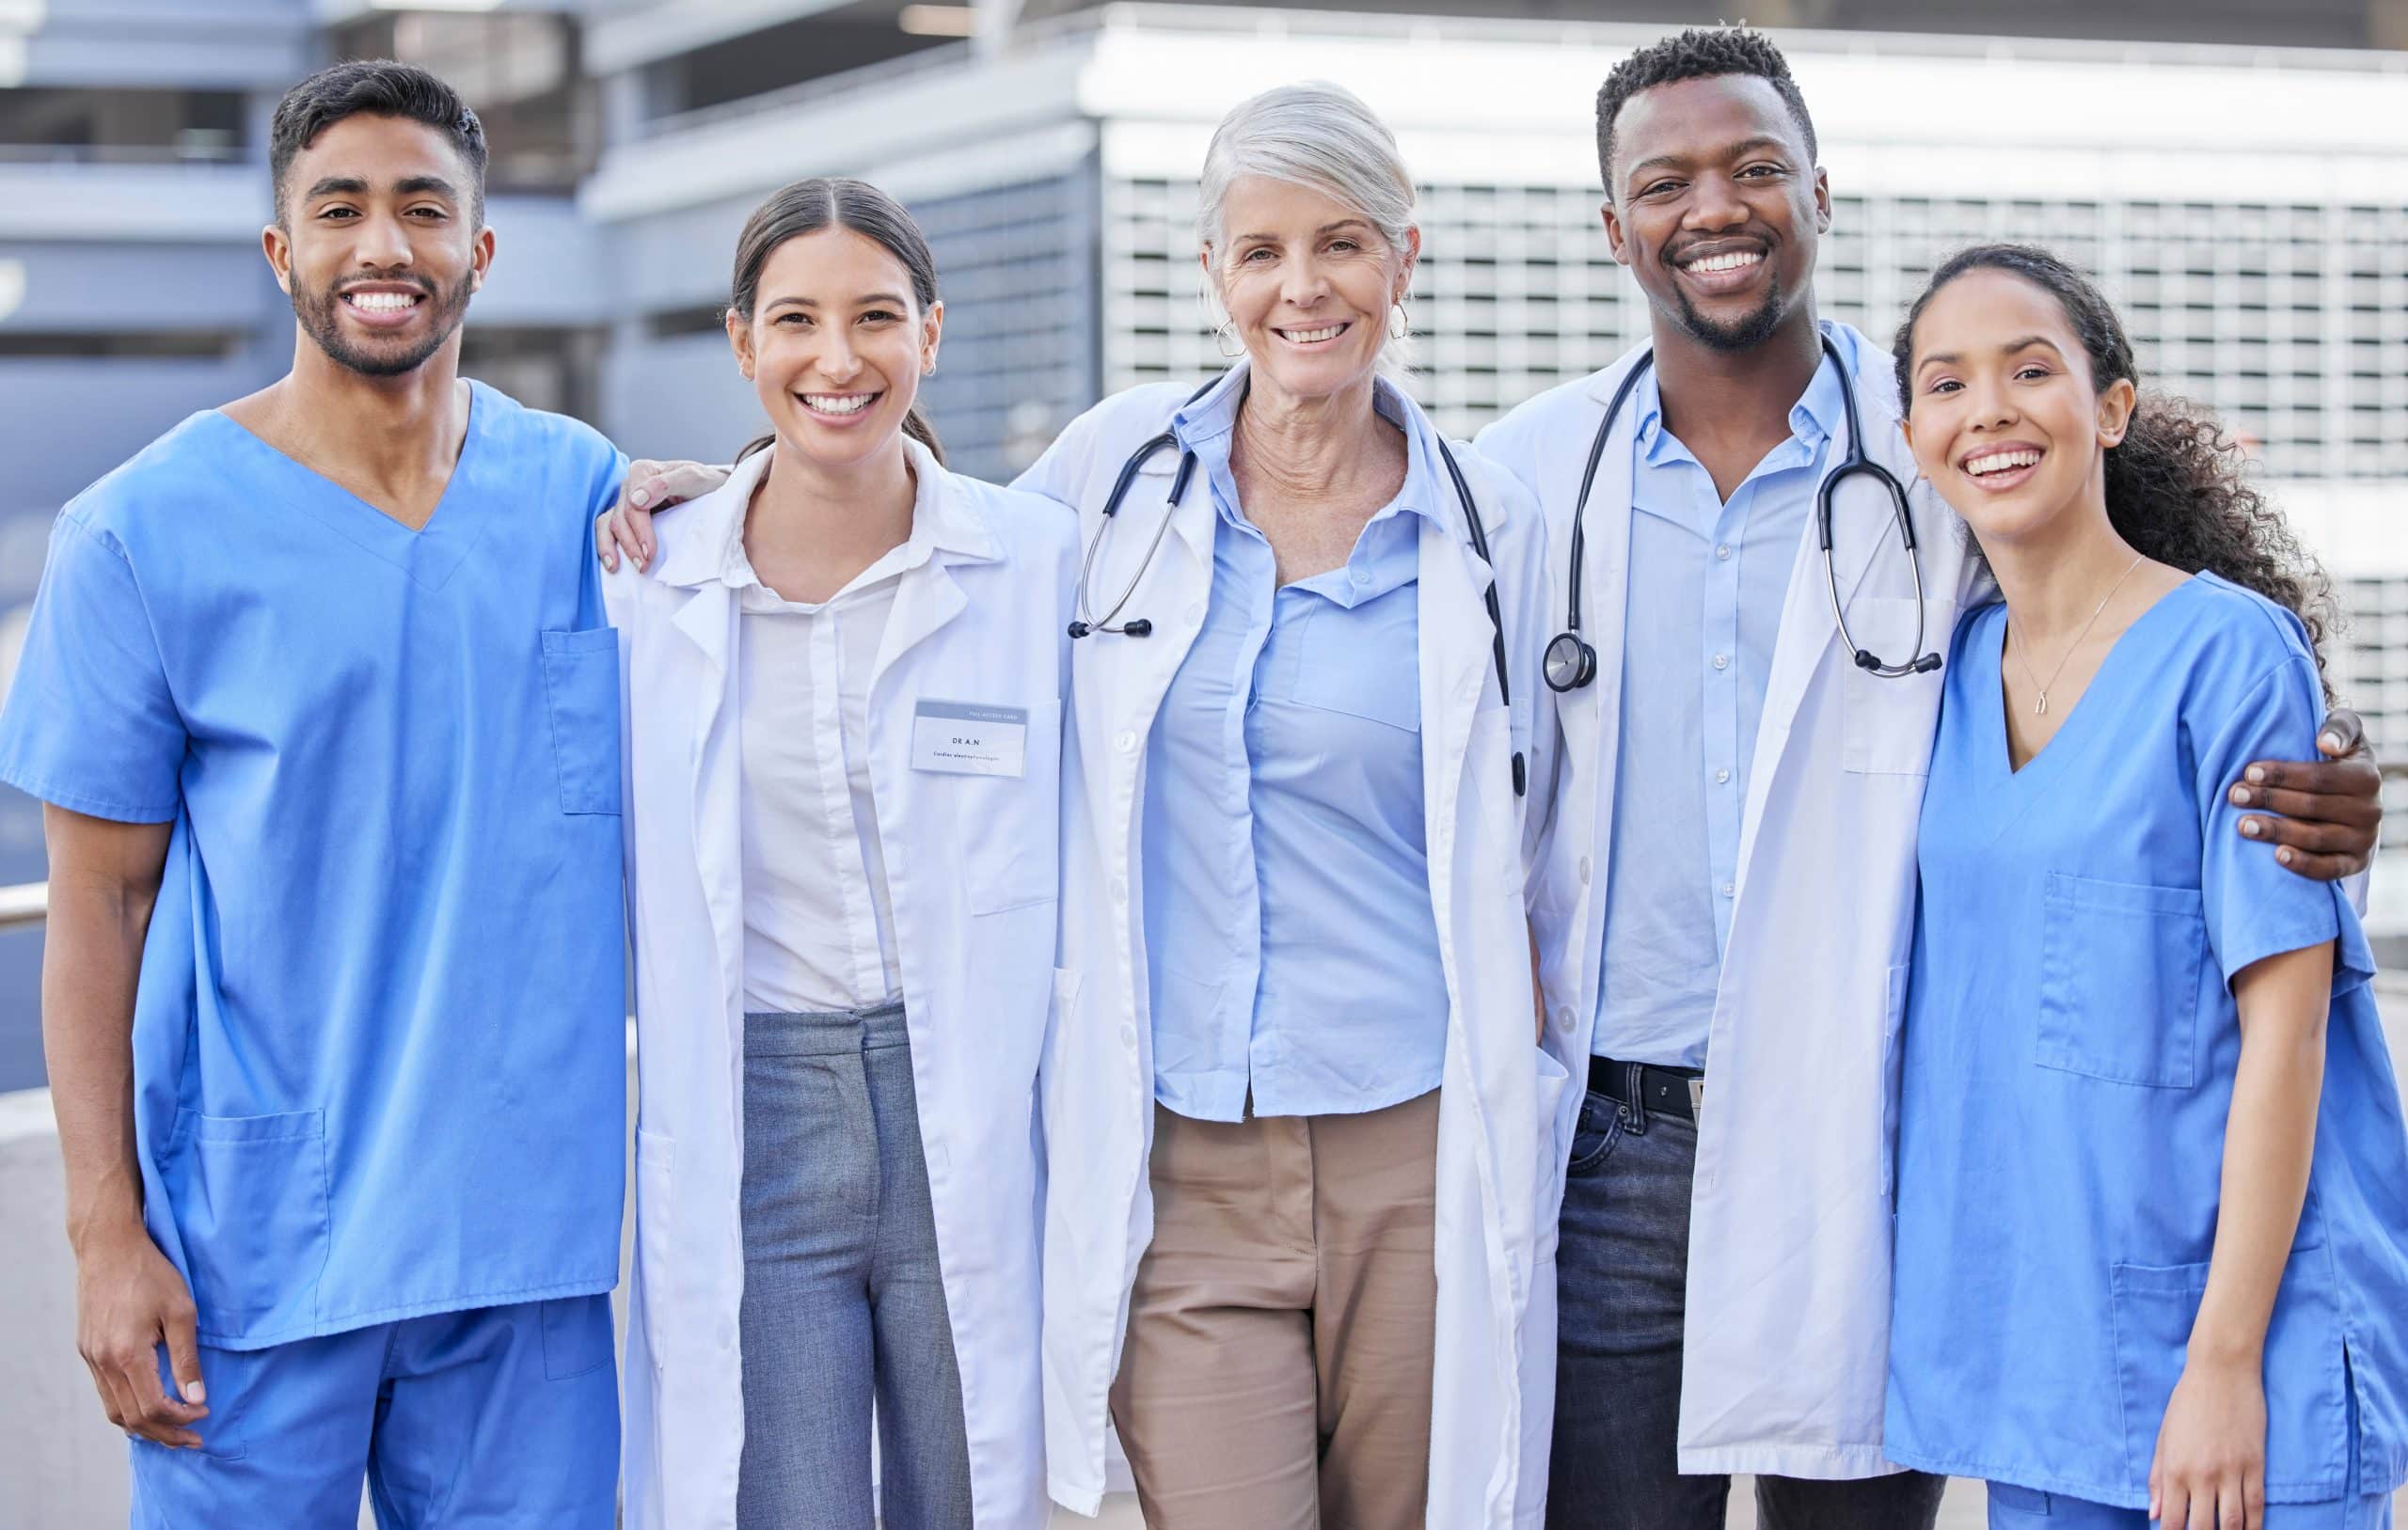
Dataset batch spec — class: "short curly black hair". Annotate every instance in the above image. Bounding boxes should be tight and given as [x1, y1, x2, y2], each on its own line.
[1595, 28, 1817, 197]
[269, 59, 487, 225]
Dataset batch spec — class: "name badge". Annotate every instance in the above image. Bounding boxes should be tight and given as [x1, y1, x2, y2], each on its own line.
[911, 700, 1029, 778]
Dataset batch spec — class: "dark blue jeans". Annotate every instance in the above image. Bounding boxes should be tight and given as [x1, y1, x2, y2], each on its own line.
[1547, 1083, 1946, 1530]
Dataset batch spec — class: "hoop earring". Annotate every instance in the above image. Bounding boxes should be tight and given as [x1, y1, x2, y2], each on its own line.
[1388, 301, 1410, 341]
[1214, 320, 1244, 359]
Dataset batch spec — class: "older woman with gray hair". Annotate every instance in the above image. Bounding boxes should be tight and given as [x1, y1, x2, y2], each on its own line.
[1021, 82, 1561, 1530]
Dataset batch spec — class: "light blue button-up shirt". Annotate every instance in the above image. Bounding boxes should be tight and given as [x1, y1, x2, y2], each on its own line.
[1142, 377, 1450, 1122]
[1593, 340, 1847, 1067]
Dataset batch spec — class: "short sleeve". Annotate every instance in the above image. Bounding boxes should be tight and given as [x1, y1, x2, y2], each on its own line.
[2193, 651, 2352, 986]
[0, 513, 188, 822]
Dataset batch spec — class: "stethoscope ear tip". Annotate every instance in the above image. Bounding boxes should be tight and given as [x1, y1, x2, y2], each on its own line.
[1914, 653, 1944, 674]
[1068, 621, 1092, 639]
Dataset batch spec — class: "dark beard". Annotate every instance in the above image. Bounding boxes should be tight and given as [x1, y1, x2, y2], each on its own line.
[290, 268, 473, 378]
[1666, 272, 1788, 354]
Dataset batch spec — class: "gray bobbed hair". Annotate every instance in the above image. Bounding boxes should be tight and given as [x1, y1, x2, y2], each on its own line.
[1196, 81, 1418, 372]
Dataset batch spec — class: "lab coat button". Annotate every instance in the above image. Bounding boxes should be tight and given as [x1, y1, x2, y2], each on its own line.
[1115, 730, 1137, 753]
[1576, 857, 1592, 886]
[1187, 602, 1205, 622]
[717, 1320, 736, 1352]
[1119, 1023, 1137, 1049]
[1109, 875, 1128, 903]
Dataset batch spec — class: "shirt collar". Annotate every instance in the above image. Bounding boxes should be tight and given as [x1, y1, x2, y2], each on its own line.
[1173, 363, 1443, 532]
[1632, 324, 1848, 466]
[706, 435, 989, 603]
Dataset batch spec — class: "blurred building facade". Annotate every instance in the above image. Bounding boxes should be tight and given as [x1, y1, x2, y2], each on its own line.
[4, 0, 2408, 1085]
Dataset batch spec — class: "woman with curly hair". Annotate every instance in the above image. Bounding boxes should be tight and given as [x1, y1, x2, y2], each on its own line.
[1881, 244, 2408, 1530]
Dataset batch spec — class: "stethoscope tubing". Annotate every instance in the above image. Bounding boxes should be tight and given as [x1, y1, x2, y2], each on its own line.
[1072, 381, 1527, 794]
[1546, 335, 1938, 692]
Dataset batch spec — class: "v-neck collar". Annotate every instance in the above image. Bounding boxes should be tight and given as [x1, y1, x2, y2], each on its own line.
[1988, 572, 2204, 781]
[206, 379, 492, 591]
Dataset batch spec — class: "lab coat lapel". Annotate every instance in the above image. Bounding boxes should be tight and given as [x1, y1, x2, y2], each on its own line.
[1419, 516, 1496, 947]
[1741, 350, 1896, 860]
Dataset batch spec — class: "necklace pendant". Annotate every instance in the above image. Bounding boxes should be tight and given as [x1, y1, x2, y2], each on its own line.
[2034, 692, 2049, 716]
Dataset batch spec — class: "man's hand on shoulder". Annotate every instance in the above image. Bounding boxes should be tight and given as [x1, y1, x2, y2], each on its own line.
[2229, 706, 2384, 881]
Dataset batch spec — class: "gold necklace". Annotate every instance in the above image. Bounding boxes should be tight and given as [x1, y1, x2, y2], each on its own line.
[2007, 553, 2147, 717]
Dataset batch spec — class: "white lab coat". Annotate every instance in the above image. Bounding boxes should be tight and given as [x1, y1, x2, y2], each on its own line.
[610, 439, 1075, 1530]
[1018, 369, 1566, 1527]
[1478, 324, 1985, 1481]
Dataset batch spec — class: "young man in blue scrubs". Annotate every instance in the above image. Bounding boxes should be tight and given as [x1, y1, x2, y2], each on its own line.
[0, 62, 626, 1522]
[1475, 28, 2386, 1530]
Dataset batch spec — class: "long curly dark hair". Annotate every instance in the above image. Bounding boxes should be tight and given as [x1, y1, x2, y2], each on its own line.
[1893, 244, 2333, 682]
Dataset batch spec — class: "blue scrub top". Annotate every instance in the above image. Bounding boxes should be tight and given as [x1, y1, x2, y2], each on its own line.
[0, 383, 630, 1349]
[1138, 373, 1450, 1122]
[1887, 574, 2408, 1507]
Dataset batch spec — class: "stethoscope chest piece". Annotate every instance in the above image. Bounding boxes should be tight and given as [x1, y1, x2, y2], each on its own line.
[1544, 630, 1597, 693]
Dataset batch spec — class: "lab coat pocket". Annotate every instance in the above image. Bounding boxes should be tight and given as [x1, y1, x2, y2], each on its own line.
[2110, 1251, 2350, 1501]
[1841, 597, 1951, 775]
[166, 1109, 328, 1338]
[541, 627, 624, 815]
[633, 1128, 676, 1370]
[1879, 962, 1909, 1202]
[958, 698, 1063, 916]
[2037, 874, 2205, 1088]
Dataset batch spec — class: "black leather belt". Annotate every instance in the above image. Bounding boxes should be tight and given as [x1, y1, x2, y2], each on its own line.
[1589, 1055, 1703, 1124]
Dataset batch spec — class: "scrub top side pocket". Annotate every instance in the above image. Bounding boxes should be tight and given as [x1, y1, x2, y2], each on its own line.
[541, 627, 623, 815]
[2110, 1250, 2351, 1502]
[163, 1109, 330, 1342]
[2037, 873, 2206, 1089]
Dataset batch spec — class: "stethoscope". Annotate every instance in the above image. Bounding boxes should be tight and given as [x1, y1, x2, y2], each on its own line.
[1541, 335, 1942, 694]
[1069, 382, 1528, 797]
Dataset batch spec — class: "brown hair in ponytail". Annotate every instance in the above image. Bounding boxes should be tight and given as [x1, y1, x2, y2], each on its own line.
[1893, 243, 2334, 687]
[728, 176, 946, 467]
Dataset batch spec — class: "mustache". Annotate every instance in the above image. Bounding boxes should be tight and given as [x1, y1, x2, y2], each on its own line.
[333, 271, 437, 297]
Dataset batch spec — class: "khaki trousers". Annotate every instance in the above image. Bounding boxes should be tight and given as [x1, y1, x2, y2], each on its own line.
[1109, 1090, 1440, 1530]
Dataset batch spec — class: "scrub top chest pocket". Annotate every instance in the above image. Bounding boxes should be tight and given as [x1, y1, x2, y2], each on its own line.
[2037, 872, 2207, 1089]
[912, 696, 1060, 915]
[541, 627, 622, 815]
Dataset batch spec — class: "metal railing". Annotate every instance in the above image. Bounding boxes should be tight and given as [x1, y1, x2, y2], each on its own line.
[0, 883, 41, 933]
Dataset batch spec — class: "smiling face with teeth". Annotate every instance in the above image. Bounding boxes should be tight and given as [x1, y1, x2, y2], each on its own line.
[1902, 266, 2136, 549]
[727, 225, 943, 472]
[1204, 175, 1417, 409]
[1603, 74, 1828, 356]
[267, 114, 490, 380]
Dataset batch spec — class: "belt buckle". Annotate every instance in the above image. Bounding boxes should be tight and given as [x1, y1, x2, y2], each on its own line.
[1687, 1077, 1705, 1117]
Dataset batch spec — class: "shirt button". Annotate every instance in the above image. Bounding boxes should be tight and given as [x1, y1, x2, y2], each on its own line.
[1716, 544, 1732, 560]
[1714, 767, 1731, 785]
[1114, 729, 1137, 753]
[1350, 568, 1370, 587]
[1719, 881, 1735, 898]
[1712, 653, 1731, 671]
[1577, 856, 1592, 886]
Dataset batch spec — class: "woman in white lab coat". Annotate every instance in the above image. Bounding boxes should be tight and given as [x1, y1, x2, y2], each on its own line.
[1015, 84, 1561, 1529]
[605, 177, 1071, 1530]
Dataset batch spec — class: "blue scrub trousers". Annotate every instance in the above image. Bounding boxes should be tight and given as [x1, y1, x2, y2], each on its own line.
[128, 1294, 617, 1528]
[1987, 1481, 2393, 1528]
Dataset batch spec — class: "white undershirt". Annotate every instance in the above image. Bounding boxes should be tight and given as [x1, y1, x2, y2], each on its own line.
[727, 466, 933, 1014]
